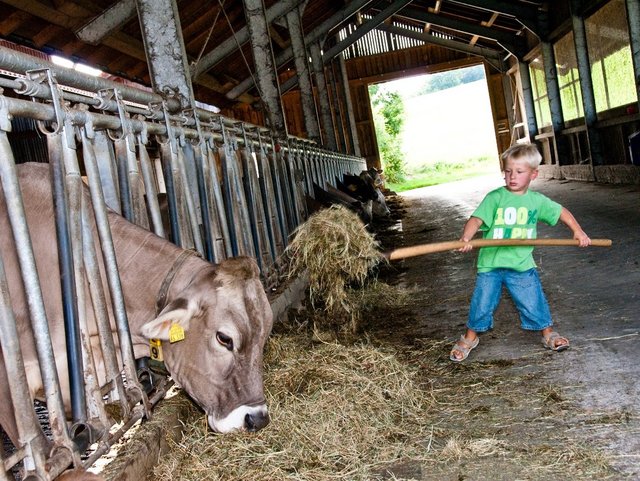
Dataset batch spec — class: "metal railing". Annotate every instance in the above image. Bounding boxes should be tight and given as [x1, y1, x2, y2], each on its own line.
[0, 45, 365, 480]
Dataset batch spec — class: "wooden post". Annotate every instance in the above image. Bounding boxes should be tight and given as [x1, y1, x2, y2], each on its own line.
[286, 7, 321, 143]
[243, 0, 288, 136]
[310, 42, 338, 150]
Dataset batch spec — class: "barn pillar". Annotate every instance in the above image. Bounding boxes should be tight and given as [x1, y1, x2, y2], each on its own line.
[286, 7, 321, 143]
[135, 0, 194, 110]
[626, 0, 640, 113]
[570, 0, 604, 166]
[243, 0, 288, 137]
[337, 54, 361, 157]
[327, 61, 347, 152]
[310, 42, 338, 151]
[518, 61, 539, 140]
[540, 42, 571, 165]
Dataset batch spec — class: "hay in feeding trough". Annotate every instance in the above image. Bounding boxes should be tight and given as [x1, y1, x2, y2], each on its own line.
[151, 332, 434, 481]
[285, 205, 385, 325]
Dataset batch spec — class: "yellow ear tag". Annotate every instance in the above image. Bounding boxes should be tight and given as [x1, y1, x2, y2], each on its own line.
[149, 338, 163, 361]
[169, 323, 185, 343]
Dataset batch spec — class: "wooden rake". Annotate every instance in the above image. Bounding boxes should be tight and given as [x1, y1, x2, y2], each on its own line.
[383, 238, 613, 261]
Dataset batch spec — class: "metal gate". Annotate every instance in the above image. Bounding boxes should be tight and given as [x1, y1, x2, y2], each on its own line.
[0, 46, 366, 480]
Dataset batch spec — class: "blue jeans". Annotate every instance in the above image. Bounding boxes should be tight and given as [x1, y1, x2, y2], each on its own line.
[467, 268, 553, 333]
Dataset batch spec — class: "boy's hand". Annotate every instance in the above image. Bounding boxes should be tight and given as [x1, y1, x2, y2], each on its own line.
[575, 230, 591, 247]
[459, 237, 474, 253]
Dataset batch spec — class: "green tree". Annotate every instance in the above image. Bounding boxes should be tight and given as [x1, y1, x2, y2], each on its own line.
[370, 86, 405, 183]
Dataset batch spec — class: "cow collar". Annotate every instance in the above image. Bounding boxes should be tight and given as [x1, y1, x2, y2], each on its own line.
[155, 248, 202, 316]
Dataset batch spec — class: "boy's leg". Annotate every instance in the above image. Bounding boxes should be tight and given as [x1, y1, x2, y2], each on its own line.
[467, 270, 503, 333]
[503, 269, 569, 350]
[451, 270, 503, 361]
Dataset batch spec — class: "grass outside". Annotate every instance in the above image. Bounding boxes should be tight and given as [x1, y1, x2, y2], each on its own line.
[378, 79, 501, 193]
[386, 156, 499, 192]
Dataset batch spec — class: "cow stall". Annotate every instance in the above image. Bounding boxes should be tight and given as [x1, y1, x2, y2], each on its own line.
[0, 47, 365, 480]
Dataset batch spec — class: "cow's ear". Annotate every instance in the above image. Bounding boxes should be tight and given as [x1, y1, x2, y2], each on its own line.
[140, 298, 196, 341]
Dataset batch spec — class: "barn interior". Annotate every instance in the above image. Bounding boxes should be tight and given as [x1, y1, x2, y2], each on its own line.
[0, 0, 639, 479]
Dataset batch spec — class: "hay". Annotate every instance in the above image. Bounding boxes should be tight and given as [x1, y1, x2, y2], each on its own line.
[141, 278, 616, 481]
[151, 333, 433, 481]
[285, 205, 384, 321]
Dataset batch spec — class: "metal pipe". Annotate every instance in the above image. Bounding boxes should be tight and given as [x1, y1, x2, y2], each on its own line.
[0, 46, 180, 111]
[138, 135, 166, 238]
[78, 130, 145, 417]
[0, 257, 50, 478]
[160, 143, 182, 246]
[80, 128, 130, 416]
[0, 131, 74, 450]
[47, 133, 87, 425]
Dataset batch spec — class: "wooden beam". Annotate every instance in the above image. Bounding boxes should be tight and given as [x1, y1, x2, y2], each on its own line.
[470, 11, 499, 47]
[2, 0, 245, 101]
[0, 10, 30, 36]
[348, 57, 484, 86]
[397, 6, 527, 58]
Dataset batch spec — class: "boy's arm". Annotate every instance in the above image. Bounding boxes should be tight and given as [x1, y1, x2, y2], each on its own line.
[559, 207, 591, 247]
[459, 216, 484, 252]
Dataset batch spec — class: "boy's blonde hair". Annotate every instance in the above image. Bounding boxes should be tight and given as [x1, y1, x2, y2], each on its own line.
[500, 143, 542, 170]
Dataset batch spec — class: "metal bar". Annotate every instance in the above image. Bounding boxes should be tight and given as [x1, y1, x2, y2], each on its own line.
[114, 138, 134, 222]
[218, 139, 240, 257]
[137, 133, 166, 238]
[0, 257, 49, 478]
[255, 134, 279, 262]
[160, 143, 182, 246]
[47, 132, 87, 425]
[177, 145, 205, 255]
[191, 137, 215, 262]
[0, 130, 74, 451]
[204, 141, 233, 259]
[238, 132, 266, 268]
[0, 45, 179, 111]
[225, 141, 256, 257]
[80, 127, 130, 416]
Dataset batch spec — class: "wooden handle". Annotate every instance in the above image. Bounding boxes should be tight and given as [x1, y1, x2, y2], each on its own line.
[384, 238, 612, 261]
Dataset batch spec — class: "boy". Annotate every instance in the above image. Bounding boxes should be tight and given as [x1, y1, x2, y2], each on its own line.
[450, 143, 591, 362]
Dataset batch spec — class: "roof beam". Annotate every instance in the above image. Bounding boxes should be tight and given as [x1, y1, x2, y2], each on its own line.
[225, 0, 374, 99]
[448, 0, 538, 23]
[397, 6, 528, 58]
[322, 0, 414, 61]
[378, 23, 502, 61]
[2, 0, 254, 103]
[191, 0, 303, 79]
[448, 0, 540, 34]
[470, 11, 499, 46]
[75, 0, 136, 44]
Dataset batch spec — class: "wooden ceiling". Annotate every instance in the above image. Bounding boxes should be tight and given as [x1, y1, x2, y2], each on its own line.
[0, 0, 547, 111]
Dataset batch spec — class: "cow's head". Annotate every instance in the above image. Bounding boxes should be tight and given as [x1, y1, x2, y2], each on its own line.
[140, 256, 273, 433]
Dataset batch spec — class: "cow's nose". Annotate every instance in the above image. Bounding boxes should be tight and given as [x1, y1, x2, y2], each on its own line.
[245, 411, 270, 432]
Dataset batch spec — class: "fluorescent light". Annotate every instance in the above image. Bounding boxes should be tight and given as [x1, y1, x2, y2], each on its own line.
[51, 55, 74, 69]
[75, 63, 102, 77]
[50, 55, 102, 77]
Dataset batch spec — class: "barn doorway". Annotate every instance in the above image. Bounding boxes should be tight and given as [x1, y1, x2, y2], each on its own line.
[369, 64, 501, 191]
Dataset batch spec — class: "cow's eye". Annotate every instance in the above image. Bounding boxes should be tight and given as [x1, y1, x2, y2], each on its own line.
[216, 332, 234, 351]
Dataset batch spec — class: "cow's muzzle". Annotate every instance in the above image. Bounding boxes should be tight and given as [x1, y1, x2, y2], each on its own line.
[208, 403, 270, 433]
[245, 410, 270, 432]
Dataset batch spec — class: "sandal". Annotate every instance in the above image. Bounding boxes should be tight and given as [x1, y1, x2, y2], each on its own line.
[542, 331, 570, 352]
[450, 335, 479, 362]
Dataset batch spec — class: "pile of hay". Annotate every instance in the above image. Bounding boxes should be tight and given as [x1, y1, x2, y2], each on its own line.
[151, 333, 433, 481]
[285, 205, 384, 320]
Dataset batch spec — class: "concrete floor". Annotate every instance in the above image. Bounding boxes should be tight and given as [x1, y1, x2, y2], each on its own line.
[382, 173, 640, 479]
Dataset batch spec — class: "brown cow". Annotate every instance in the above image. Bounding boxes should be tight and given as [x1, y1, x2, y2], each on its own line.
[0, 163, 273, 446]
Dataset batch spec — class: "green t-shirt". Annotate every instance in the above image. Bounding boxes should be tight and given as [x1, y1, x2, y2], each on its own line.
[472, 187, 562, 272]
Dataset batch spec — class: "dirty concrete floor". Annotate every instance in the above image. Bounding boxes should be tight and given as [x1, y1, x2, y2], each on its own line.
[373, 174, 640, 480]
